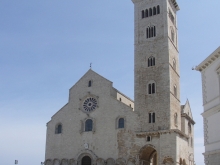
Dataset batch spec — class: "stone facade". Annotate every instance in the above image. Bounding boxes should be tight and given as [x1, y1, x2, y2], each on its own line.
[44, 0, 195, 165]
[196, 46, 220, 165]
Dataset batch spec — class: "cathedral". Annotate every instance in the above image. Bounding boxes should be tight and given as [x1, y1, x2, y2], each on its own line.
[44, 0, 195, 165]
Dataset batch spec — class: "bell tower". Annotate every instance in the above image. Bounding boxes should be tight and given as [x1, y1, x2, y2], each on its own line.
[132, 0, 181, 131]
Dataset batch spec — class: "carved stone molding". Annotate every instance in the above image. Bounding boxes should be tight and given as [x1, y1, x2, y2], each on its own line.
[203, 118, 208, 145]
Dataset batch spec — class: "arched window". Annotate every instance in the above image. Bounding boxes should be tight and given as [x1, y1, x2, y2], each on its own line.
[151, 26, 154, 37]
[88, 80, 92, 87]
[85, 119, 93, 132]
[146, 26, 156, 39]
[118, 118, 125, 128]
[173, 59, 176, 71]
[149, 112, 155, 123]
[188, 122, 191, 134]
[183, 159, 186, 165]
[174, 85, 177, 97]
[179, 158, 182, 165]
[149, 8, 152, 16]
[153, 7, 156, 15]
[174, 113, 178, 126]
[157, 5, 160, 14]
[146, 27, 149, 38]
[148, 82, 156, 94]
[82, 156, 91, 165]
[55, 123, 62, 134]
[142, 10, 145, 18]
[148, 84, 152, 94]
[148, 56, 155, 67]
[145, 9, 148, 17]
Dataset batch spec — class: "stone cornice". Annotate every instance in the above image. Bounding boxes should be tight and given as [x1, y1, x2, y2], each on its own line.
[196, 46, 220, 72]
[202, 104, 220, 118]
[203, 149, 220, 156]
[169, 0, 180, 11]
[181, 113, 195, 125]
[131, 0, 180, 11]
[136, 129, 189, 139]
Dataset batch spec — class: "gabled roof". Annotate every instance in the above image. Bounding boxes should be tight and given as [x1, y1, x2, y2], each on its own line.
[113, 87, 134, 102]
[196, 46, 220, 72]
[181, 99, 195, 124]
[69, 69, 113, 90]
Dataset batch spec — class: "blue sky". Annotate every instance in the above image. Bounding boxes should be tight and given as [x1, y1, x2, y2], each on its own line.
[0, 0, 220, 165]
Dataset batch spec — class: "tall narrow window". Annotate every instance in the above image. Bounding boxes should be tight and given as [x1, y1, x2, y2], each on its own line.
[153, 7, 156, 15]
[149, 8, 152, 16]
[152, 112, 155, 122]
[118, 118, 125, 128]
[55, 124, 62, 134]
[145, 9, 148, 17]
[142, 10, 145, 18]
[174, 85, 177, 97]
[152, 83, 155, 94]
[148, 56, 155, 67]
[147, 136, 151, 141]
[151, 27, 153, 37]
[153, 26, 156, 37]
[148, 82, 156, 94]
[88, 80, 92, 87]
[149, 112, 155, 123]
[174, 113, 178, 126]
[146, 26, 156, 39]
[85, 119, 93, 132]
[157, 5, 160, 14]
[188, 122, 191, 134]
[148, 84, 152, 94]
[146, 27, 149, 38]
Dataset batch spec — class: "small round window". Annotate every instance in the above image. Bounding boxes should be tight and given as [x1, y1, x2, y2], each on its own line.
[83, 97, 97, 112]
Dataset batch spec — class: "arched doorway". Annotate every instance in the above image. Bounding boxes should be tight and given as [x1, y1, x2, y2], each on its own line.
[139, 146, 157, 165]
[82, 156, 91, 165]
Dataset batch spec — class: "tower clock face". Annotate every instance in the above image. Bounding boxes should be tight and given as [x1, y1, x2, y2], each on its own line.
[83, 97, 97, 112]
